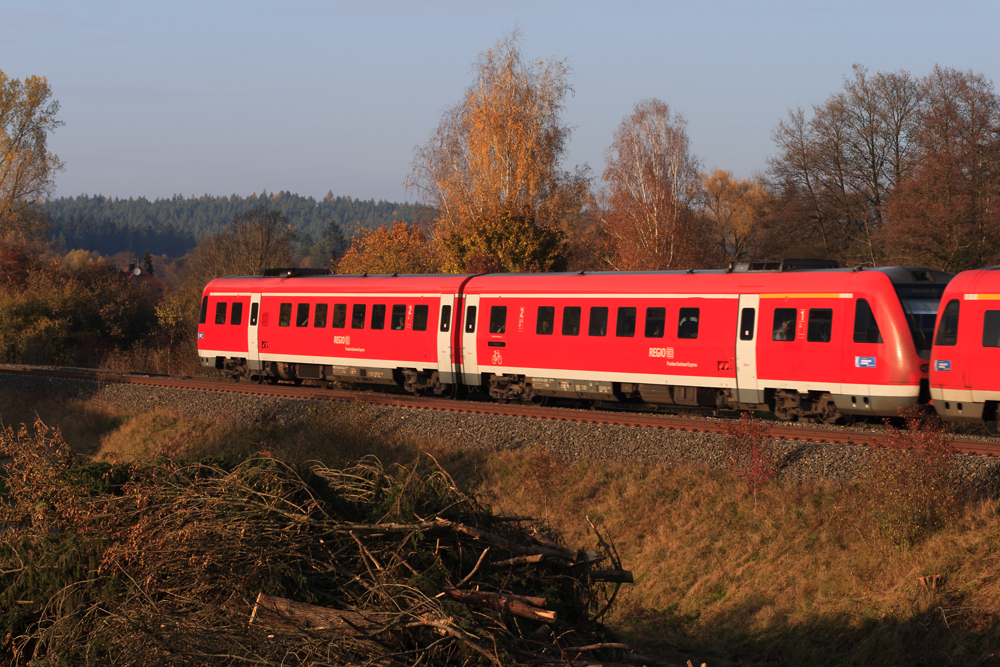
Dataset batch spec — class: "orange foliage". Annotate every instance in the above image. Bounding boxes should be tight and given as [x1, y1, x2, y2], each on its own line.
[407, 30, 586, 273]
[336, 222, 440, 275]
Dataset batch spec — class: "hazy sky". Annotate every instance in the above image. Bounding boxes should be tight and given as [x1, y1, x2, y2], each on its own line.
[3, 0, 997, 204]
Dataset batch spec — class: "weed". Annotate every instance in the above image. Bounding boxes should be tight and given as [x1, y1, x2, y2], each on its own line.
[722, 412, 776, 503]
[855, 407, 960, 550]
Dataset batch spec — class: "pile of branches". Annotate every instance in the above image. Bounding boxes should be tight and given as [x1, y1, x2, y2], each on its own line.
[0, 420, 635, 666]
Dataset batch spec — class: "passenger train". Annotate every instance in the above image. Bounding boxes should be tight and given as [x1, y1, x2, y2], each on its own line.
[929, 267, 1000, 426]
[197, 260, 954, 424]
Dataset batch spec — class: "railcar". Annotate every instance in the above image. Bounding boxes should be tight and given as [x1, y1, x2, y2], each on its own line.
[929, 267, 1000, 424]
[197, 262, 952, 423]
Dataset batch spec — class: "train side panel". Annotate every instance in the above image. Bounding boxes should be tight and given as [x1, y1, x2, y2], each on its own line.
[931, 269, 1000, 423]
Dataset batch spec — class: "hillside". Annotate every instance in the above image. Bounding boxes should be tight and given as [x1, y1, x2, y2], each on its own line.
[42, 191, 430, 258]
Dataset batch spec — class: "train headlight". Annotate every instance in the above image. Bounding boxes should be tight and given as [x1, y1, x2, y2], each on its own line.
[920, 363, 929, 373]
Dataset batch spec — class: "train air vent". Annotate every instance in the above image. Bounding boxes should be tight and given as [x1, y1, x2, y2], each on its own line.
[730, 258, 839, 273]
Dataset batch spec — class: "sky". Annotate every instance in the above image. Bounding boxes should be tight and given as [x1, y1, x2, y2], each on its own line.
[2, 0, 998, 205]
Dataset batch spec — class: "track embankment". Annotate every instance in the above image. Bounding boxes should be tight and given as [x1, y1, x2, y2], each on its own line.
[1, 364, 999, 496]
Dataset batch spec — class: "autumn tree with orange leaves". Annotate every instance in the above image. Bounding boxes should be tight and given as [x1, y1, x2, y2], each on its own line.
[407, 31, 588, 273]
[0, 71, 63, 240]
[336, 221, 440, 275]
[597, 99, 707, 270]
[697, 169, 778, 266]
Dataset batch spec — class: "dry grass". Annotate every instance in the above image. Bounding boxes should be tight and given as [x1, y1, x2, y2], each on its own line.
[476, 445, 1000, 666]
[3, 395, 1000, 665]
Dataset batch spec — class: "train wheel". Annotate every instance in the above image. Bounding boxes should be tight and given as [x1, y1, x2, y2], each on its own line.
[266, 375, 279, 385]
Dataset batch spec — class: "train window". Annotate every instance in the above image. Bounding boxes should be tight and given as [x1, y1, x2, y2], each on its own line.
[250, 303, 259, 326]
[934, 299, 959, 346]
[199, 296, 208, 325]
[616, 307, 636, 337]
[231, 302, 243, 326]
[983, 311, 1000, 347]
[371, 304, 386, 330]
[296, 303, 310, 327]
[739, 308, 755, 341]
[465, 306, 477, 333]
[279, 303, 292, 327]
[588, 307, 608, 336]
[644, 307, 665, 338]
[351, 304, 366, 329]
[489, 306, 507, 334]
[314, 303, 328, 328]
[332, 304, 347, 328]
[853, 299, 882, 343]
[678, 308, 699, 339]
[562, 306, 581, 336]
[440, 305, 452, 332]
[391, 304, 406, 330]
[414, 305, 429, 331]
[807, 308, 833, 343]
[772, 308, 796, 341]
[215, 301, 227, 325]
[537, 306, 555, 335]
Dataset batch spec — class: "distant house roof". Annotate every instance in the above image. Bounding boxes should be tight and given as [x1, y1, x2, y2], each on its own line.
[125, 267, 166, 300]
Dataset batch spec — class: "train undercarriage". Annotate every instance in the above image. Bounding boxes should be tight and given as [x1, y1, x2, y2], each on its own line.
[213, 356, 881, 424]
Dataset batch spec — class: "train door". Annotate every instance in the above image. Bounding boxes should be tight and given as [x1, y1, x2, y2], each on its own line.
[735, 294, 761, 403]
[437, 295, 457, 384]
[461, 295, 481, 385]
[247, 293, 262, 371]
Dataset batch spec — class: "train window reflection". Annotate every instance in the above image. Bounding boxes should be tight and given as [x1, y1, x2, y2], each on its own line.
[678, 307, 699, 339]
[588, 307, 608, 336]
[562, 306, 581, 336]
[616, 307, 636, 337]
[537, 306, 554, 335]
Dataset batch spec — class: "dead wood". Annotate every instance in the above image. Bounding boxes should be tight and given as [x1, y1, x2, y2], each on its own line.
[442, 587, 556, 622]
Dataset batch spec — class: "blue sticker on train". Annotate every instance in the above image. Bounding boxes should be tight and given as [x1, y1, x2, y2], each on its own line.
[935, 360, 951, 371]
[855, 356, 876, 368]
[198, 331, 204, 340]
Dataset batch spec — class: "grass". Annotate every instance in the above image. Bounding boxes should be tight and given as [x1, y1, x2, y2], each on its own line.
[2, 392, 1000, 666]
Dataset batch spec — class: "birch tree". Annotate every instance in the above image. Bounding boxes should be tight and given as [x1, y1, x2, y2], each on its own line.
[0, 71, 63, 239]
[598, 99, 704, 270]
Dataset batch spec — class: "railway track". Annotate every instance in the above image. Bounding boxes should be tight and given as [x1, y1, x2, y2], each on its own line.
[2, 364, 999, 457]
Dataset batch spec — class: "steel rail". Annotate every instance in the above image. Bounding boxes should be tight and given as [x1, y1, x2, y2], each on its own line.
[1, 365, 998, 456]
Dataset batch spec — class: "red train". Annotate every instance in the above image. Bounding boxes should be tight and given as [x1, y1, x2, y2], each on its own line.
[197, 261, 952, 424]
[929, 267, 1000, 425]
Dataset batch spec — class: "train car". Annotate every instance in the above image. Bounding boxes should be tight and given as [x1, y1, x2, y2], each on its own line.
[462, 263, 951, 422]
[196, 269, 475, 394]
[197, 262, 952, 423]
[929, 267, 1000, 424]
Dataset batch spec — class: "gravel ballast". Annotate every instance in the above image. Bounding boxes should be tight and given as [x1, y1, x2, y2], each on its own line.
[3, 370, 999, 498]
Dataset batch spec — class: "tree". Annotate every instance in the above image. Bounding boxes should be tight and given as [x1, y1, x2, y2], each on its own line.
[181, 206, 297, 317]
[883, 66, 1000, 272]
[407, 30, 587, 273]
[697, 169, 777, 266]
[141, 250, 155, 275]
[768, 65, 921, 266]
[336, 221, 440, 275]
[597, 99, 706, 270]
[0, 71, 63, 239]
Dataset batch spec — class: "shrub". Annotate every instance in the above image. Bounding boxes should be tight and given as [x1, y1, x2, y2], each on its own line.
[722, 412, 777, 502]
[857, 407, 959, 549]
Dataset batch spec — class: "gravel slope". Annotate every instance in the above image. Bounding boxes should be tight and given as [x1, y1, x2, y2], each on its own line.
[3, 371, 999, 497]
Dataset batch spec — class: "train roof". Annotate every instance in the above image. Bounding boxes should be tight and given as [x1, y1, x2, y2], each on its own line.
[204, 266, 952, 296]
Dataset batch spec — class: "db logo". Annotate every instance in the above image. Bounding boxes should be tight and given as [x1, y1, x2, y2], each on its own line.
[491, 350, 503, 365]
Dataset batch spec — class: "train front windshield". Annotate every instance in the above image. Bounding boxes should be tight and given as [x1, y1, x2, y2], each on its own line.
[895, 285, 948, 353]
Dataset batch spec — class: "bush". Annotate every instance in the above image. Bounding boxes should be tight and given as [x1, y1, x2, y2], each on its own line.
[856, 407, 959, 549]
[722, 412, 777, 502]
